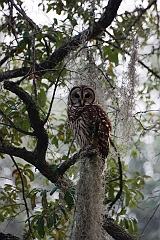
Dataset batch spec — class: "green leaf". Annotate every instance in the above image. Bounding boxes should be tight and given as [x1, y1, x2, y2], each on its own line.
[40, 189, 47, 197]
[15, 40, 27, 54]
[51, 135, 59, 148]
[30, 193, 36, 210]
[103, 46, 119, 65]
[58, 204, 67, 217]
[40, 190, 48, 209]
[53, 213, 59, 226]
[22, 121, 30, 131]
[124, 218, 129, 229]
[52, 164, 61, 174]
[133, 218, 138, 231]
[119, 208, 126, 216]
[136, 190, 144, 200]
[53, 18, 58, 25]
[131, 150, 138, 159]
[47, 215, 54, 228]
[64, 189, 74, 210]
[71, 18, 77, 26]
[50, 186, 61, 195]
[24, 169, 34, 181]
[38, 89, 47, 108]
[38, 217, 45, 238]
[125, 193, 131, 206]
[27, 188, 39, 196]
[25, 214, 37, 223]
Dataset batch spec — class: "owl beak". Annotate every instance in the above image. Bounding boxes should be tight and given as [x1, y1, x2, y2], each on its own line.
[80, 99, 84, 106]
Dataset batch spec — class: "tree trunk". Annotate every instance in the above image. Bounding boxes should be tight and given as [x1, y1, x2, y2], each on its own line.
[70, 152, 112, 240]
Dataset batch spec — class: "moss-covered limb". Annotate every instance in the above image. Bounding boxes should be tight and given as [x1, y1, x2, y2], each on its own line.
[71, 154, 105, 240]
[57, 148, 96, 176]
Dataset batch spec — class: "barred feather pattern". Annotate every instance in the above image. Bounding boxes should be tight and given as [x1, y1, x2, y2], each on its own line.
[67, 85, 112, 160]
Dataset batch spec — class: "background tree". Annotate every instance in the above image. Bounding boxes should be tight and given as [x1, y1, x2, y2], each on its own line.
[0, 0, 159, 239]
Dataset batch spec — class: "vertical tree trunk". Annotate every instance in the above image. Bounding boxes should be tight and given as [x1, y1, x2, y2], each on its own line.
[70, 153, 111, 240]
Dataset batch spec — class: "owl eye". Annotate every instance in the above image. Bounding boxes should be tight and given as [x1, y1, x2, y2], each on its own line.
[75, 93, 80, 98]
[85, 93, 90, 98]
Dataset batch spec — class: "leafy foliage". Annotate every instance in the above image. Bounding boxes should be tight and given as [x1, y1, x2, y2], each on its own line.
[0, 0, 160, 239]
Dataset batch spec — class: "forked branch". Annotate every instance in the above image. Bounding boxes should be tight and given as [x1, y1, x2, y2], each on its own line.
[0, 0, 122, 81]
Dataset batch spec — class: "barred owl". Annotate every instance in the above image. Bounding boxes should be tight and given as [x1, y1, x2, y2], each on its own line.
[67, 85, 112, 160]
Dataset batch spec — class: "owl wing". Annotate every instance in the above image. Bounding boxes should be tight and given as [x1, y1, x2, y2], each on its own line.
[83, 104, 111, 159]
[68, 104, 111, 159]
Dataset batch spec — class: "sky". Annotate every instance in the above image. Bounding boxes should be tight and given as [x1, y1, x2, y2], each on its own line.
[22, 0, 160, 26]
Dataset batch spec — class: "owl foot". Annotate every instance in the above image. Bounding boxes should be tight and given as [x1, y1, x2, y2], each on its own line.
[80, 145, 97, 158]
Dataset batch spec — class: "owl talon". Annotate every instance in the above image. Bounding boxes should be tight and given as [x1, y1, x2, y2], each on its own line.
[79, 145, 97, 158]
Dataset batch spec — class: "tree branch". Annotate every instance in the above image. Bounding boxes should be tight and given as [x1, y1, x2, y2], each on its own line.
[0, 0, 122, 81]
[4, 80, 48, 158]
[139, 203, 160, 239]
[0, 48, 17, 67]
[126, 0, 157, 34]
[109, 139, 123, 209]
[103, 216, 137, 240]
[43, 64, 66, 125]
[0, 144, 33, 163]
[0, 233, 20, 240]
[10, 0, 37, 29]
[1, 79, 78, 184]
[0, 143, 61, 184]
[57, 148, 96, 176]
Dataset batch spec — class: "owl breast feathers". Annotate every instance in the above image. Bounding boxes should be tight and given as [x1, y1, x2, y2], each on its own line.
[67, 85, 112, 159]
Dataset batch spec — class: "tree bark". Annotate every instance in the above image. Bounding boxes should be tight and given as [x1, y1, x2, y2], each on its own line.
[70, 152, 111, 240]
[0, 233, 20, 240]
[103, 216, 137, 240]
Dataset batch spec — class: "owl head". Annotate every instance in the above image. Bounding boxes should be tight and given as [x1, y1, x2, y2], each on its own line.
[68, 85, 97, 107]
